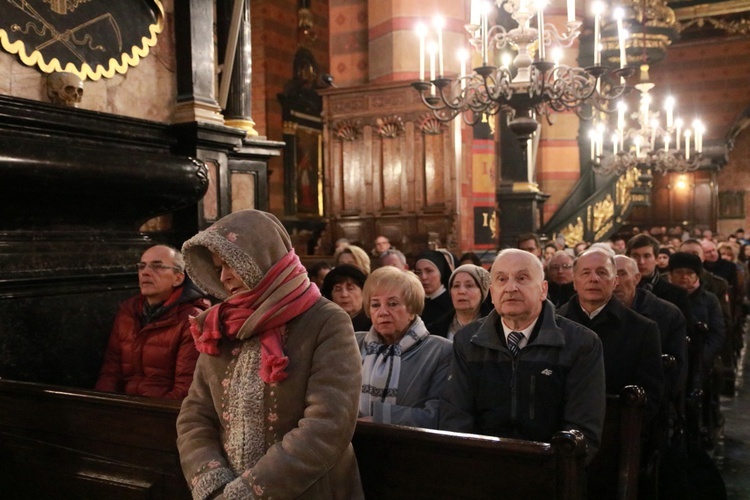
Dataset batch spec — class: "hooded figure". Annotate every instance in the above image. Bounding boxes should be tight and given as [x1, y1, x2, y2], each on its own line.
[176, 210, 364, 500]
[414, 250, 454, 324]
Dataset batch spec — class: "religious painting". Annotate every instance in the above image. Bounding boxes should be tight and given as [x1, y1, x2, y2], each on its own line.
[284, 124, 323, 217]
[719, 191, 745, 219]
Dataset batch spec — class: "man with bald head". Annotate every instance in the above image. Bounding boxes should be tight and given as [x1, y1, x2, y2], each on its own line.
[614, 255, 687, 402]
[440, 249, 606, 463]
[558, 248, 664, 422]
[95, 245, 210, 399]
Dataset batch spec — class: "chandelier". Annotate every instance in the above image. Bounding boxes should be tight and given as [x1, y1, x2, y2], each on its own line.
[589, 64, 704, 176]
[411, 0, 631, 140]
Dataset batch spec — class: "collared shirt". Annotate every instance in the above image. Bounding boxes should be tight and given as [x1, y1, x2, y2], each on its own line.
[427, 285, 447, 300]
[580, 302, 607, 320]
[500, 317, 539, 351]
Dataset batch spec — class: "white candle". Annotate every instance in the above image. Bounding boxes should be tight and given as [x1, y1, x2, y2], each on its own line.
[650, 119, 658, 151]
[567, 0, 575, 23]
[635, 135, 641, 157]
[589, 129, 596, 161]
[675, 118, 683, 150]
[482, 5, 489, 65]
[537, 2, 546, 61]
[612, 133, 619, 155]
[428, 41, 437, 95]
[665, 96, 674, 128]
[593, 2, 604, 66]
[471, 0, 480, 25]
[434, 16, 445, 77]
[458, 48, 468, 89]
[664, 134, 670, 152]
[615, 8, 626, 69]
[617, 101, 626, 132]
[685, 130, 692, 159]
[416, 23, 427, 81]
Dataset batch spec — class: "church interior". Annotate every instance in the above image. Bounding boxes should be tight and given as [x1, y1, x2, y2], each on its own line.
[1, 0, 750, 497]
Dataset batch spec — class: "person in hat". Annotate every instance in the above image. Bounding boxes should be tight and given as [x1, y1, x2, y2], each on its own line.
[176, 210, 363, 500]
[427, 264, 492, 340]
[414, 250, 453, 325]
[321, 264, 372, 332]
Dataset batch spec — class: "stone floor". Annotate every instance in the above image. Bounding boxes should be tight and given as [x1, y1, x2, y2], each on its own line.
[719, 329, 750, 500]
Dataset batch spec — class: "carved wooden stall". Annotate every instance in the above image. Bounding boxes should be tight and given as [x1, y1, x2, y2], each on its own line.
[320, 82, 460, 256]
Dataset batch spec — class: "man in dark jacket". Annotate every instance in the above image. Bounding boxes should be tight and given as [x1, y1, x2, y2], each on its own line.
[439, 249, 605, 463]
[559, 248, 664, 422]
[95, 245, 210, 399]
[613, 255, 687, 402]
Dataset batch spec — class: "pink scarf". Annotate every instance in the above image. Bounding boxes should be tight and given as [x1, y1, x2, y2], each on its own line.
[190, 250, 320, 383]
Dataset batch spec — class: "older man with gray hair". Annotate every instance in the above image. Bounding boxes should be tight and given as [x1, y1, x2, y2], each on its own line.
[613, 255, 687, 402]
[440, 248, 605, 463]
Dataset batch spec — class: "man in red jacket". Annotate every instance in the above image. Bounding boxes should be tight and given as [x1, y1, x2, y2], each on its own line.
[95, 245, 210, 399]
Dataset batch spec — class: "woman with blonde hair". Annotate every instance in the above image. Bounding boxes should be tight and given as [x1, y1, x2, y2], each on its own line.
[333, 243, 371, 274]
[356, 266, 452, 429]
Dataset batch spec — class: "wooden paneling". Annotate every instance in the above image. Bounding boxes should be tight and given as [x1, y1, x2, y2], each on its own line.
[321, 82, 458, 256]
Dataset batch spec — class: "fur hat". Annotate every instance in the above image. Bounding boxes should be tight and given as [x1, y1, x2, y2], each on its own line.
[182, 209, 292, 299]
[449, 264, 491, 301]
[320, 264, 367, 300]
[668, 251, 703, 275]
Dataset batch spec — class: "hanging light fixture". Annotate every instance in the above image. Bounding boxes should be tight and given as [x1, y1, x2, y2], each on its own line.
[589, 63, 704, 176]
[411, 0, 632, 141]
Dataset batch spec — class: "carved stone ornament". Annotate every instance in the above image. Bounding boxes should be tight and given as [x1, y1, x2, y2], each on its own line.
[419, 114, 446, 135]
[376, 115, 405, 139]
[333, 120, 361, 142]
[46, 71, 83, 107]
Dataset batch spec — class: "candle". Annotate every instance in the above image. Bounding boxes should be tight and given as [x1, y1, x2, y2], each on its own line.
[416, 23, 427, 81]
[482, 4, 489, 65]
[428, 41, 437, 95]
[593, 2, 604, 66]
[567, 0, 575, 23]
[693, 120, 704, 153]
[650, 118, 658, 151]
[664, 135, 670, 152]
[615, 8, 626, 69]
[458, 48, 468, 89]
[617, 101, 626, 132]
[552, 47, 561, 67]
[612, 133, 619, 155]
[675, 118, 683, 150]
[589, 129, 596, 161]
[665, 96, 674, 128]
[471, 0, 480, 25]
[635, 135, 641, 157]
[434, 16, 445, 77]
[537, 2, 546, 61]
[685, 130, 692, 159]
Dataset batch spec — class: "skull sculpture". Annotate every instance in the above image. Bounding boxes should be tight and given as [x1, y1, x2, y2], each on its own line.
[46, 72, 84, 107]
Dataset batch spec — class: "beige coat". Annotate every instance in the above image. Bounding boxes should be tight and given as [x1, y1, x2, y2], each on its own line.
[176, 298, 364, 500]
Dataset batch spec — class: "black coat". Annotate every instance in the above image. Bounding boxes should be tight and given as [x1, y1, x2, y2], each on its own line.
[421, 290, 453, 326]
[632, 288, 688, 400]
[558, 296, 664, 421]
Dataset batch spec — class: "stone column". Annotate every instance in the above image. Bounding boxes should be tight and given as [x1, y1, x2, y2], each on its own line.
[173, 0, 223, 124]
[218, 0, 258, 135]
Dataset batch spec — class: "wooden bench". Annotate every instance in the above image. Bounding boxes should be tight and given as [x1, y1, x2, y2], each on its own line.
[0, 379, 588, 499]
[587, 385, 647, 500]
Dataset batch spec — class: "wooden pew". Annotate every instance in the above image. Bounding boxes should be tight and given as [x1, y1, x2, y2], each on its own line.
[0, 380, 588, 499]
[353, 421, 587, 499]
[587, 385, 647, 500]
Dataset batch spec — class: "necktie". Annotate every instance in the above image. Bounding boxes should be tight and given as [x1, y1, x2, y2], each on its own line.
[507, 331, 523, 357]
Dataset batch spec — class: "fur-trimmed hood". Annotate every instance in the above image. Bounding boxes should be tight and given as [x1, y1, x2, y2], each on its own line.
[182, 210, 292, 300]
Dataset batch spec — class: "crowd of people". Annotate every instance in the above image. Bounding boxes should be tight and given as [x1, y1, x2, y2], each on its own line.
[92, 213, 743, 498]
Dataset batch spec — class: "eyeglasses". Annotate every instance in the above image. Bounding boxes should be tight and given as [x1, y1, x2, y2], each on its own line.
[135, 262, 182, 272]
[548, 264, 573, 271]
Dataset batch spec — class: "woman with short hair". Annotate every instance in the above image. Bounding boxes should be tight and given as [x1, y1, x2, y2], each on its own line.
[356, 266, 452, 429]
[321, 264, 372, 332]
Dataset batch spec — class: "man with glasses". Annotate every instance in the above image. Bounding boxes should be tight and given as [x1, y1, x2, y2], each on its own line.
[95, 245, 210, 399]
[546, 250, 575, 307]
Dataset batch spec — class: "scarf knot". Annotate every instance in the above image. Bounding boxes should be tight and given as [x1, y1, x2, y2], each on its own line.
[189, 250, 320, 383]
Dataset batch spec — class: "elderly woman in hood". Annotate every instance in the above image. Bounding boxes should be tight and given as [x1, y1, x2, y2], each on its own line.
[176, 210, 363, 500]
